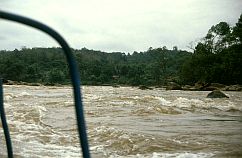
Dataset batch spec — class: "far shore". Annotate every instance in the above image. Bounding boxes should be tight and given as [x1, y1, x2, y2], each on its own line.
[2, 80, 242, 92]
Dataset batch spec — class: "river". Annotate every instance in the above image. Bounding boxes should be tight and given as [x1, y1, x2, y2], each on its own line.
[0, 85, 242, 157]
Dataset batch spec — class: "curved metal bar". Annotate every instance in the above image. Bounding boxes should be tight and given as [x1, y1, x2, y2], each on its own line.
[0, 10, 90, 158]
[0, 78, 13, 158]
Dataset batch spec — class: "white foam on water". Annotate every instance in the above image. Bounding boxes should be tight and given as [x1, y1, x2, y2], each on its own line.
[158, 97, 171, 105]
[90, 145, 105, 151]
[171, 97, 204, 109]
[84, 94, 103, 101]
[152, 152, 214, 158]
[171, 139, 189, 145]
[18, 141, 81, 158]
[212, 100, 241, 111]
[158, 97, 242, 112]
[4, 103, 12, 107]
[64, 101, 74, 107]
[107, 152, 214, 158]
[16, 91, 31, 97]
[109, 100, 134, 106]
[4, 93, 14, 101]
[36, 105, 47, 118]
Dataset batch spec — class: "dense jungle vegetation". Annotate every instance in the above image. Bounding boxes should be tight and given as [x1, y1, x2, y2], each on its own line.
[0, 14, 241, 86]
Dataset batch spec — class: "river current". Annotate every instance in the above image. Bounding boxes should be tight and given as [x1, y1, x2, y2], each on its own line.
[0, 85, 242, 158]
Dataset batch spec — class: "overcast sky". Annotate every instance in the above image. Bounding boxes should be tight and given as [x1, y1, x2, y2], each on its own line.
[0, 0, 242, 53]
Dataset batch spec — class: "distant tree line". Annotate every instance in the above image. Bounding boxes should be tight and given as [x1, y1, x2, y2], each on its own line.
[0, 14, 241, 86]
[0, 46, 190, 86]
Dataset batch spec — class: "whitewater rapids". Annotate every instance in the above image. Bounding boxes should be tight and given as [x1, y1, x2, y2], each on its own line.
[0, 85, 242, 157]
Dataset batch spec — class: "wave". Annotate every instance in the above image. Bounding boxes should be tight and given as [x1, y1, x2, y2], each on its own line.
[108, 152, 214, 158]
[90, 126, 165, 156]
[158, 97, 242, 113]
[127, 95, 241, 116]
[4, 92, 31, 101]
[151, 152, 214, 158]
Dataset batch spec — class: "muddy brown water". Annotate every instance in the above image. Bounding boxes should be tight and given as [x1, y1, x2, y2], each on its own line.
[0, 85, 242, 157]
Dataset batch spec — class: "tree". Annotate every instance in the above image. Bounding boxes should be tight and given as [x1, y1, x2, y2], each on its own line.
[173, 46, 178, 51]
[47, 68, 65, 84]
[233, 13, 242, 43]
[204, 22, 231, 53]
[181, 14, 242, 85]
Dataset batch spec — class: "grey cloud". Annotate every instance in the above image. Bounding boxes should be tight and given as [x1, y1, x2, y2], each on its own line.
[0, 0, 242, 52]
[0, 36, 5, 40]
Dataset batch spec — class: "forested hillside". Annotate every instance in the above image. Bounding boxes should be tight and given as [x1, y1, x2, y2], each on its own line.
[0, 14, 241, 86]
[0, 47, 190, 86]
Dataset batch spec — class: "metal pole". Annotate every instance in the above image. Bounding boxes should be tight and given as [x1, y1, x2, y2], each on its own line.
[0, 11, 90, 158]
[0, 78, 13, 158]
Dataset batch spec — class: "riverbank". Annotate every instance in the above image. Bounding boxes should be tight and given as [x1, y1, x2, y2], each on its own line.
[3, 79, 242, 91]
